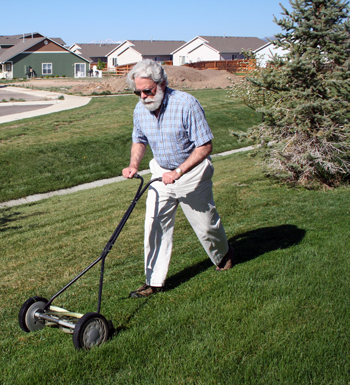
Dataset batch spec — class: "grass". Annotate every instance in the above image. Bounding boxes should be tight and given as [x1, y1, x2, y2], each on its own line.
[0, 89, 260, 202]
[1, 153, 349, 384]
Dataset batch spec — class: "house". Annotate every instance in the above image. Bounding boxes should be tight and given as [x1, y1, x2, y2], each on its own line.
[107, 40, 186, 69]
[0, 33, 90, 79]
[69, 43, 120, 65]
[253, 41, 289, 67]
[172, 36, 267, 66]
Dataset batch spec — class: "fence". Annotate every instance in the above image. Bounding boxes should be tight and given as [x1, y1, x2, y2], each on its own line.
[184, 59, 256, 73]
[98, 59, 255, 77]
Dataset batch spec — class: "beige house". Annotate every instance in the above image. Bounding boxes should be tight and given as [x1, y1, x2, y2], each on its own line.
[107, 40, 186, 69]
[172, 36, 267, 66]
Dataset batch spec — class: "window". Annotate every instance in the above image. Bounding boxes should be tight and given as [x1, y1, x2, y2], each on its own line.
[5, 63, 11, 71]
[74, 63, 86, 77]
[42, 63, 52, 75]
[112, 58, 118, 66]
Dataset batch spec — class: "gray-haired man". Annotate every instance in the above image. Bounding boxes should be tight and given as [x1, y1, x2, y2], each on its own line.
[122, 60, 234, 298]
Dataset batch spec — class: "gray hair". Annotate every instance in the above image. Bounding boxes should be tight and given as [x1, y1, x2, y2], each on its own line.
[127, 59, 168, 90]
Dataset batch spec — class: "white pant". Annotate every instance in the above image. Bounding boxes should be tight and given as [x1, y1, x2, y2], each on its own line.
[144, 158, 229, 286]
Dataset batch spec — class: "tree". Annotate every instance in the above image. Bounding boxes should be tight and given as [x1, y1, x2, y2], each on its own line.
[96, 59, 105, 71]
[230, 0, 350, 186]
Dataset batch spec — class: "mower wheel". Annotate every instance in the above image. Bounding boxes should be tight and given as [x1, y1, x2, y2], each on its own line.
[72, 312, 109, 350]
[19, 296, 48, 333]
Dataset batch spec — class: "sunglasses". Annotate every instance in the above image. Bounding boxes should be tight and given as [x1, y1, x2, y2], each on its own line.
[134, 84, 157, 97]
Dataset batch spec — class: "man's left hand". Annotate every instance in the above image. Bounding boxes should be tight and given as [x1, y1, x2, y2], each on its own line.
[162, 170, 181, 185]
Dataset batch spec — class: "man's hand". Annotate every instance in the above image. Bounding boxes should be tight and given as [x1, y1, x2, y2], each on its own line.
[123, 143, 146, 179]
[162, 170, 181, 185]
[122, 167, 138, 179]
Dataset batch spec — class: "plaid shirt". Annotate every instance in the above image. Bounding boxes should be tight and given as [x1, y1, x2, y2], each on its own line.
[132, 87, 214, 169]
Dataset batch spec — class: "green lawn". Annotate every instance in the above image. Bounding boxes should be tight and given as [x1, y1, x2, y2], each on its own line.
[0, 89, 260, 202]
[1, 153, 349, 385]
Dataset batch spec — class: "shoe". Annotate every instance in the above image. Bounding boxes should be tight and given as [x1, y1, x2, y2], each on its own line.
[216, 244, 235, 271]
[129, 284, 162, 298]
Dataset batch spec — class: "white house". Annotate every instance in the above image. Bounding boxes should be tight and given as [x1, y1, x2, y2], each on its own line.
[107, 40, 185, 69]
[253, 41, 289, 67]
[172, 36, 267, 66]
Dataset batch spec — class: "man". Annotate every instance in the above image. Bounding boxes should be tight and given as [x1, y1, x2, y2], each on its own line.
[123, 60, 234, 298]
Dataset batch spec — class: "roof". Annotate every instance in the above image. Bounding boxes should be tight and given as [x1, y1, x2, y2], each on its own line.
[50, 37, 65, 46]
[200, 36, 266, 52]
[172, 36, 267, 54]
[0, 33, 66, 47]
[0, 37, 88, 63]
[110, 40, 186, 56]
[0, 37, 44, 62]
[253, 42, 273, 53]
[70, 43, 120, 61]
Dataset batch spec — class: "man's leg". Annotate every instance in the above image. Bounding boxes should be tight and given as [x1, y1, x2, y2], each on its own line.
[144, 182, 178, 287]
[175, 159, 230, 265]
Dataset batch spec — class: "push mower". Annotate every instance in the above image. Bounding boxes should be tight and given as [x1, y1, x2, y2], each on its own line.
[18, 174, 161, 350]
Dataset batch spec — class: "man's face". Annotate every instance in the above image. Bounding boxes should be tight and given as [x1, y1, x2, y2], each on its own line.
[134, 77, 165, 112]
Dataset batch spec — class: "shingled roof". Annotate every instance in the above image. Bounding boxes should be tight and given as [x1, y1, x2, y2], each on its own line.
[199, 36, 266, 52]
[0, 33, 65, 47]
[70, 43, 120, 61]
[0, 38, 44, 63]
[0, 37, 87, 64]
[115, 40, 186, 56]
[172, 36, 267, 54]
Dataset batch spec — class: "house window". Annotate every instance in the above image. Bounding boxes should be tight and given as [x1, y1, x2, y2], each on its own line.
[42, 63, 52, 75]
[75, 63, 86, 77]
[112, 58, 118, 66]
[5, 63, 11, 71]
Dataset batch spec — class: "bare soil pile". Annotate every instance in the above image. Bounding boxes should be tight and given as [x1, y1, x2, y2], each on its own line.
[69, 66, 241, 95]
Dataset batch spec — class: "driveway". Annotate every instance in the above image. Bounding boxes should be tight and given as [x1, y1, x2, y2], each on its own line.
[0, 86, 91, 124]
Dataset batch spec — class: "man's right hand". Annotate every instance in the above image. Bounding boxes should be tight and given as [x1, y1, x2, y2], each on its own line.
[122, 167, 138, 179]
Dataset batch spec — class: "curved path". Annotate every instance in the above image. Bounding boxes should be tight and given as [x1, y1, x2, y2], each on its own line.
[0, 86, 91, 124]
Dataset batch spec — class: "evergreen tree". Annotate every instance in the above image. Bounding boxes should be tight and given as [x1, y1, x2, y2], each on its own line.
[232, 0, 350, 186]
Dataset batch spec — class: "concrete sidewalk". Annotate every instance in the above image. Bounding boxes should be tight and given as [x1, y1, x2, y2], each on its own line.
[0, 86, 91, 124]
[0, 146, 254, 209]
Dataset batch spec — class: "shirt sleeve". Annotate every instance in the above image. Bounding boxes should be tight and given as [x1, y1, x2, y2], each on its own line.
[185, 99, 214, 147]
[132, 111, 148, 145]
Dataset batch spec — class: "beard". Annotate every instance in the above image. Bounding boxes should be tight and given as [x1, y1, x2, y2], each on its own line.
[140, 85, 164, 112]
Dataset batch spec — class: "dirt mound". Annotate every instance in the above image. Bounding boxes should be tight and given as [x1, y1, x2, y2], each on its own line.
[164, 65, 239, 89]
[70, 65, 240, 95]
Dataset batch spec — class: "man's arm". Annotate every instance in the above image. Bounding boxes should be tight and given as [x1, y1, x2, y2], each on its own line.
[162, 141, 212, 185]
[122, 142, 147, 179]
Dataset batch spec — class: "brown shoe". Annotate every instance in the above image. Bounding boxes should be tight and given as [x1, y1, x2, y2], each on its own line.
[129, 284, 162, 298]
[216, 244, 235, 271]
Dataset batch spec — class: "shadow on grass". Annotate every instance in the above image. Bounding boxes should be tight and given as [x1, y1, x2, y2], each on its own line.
[165, 224, 306, 291]
[0, 208, 23, 232]
[111, 224, 305, 338]
[0, 207, 48, 232]
[230, 224, 306, 265]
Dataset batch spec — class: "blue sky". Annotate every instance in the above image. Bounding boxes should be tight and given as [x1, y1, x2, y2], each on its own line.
[3, 0, 291, 46]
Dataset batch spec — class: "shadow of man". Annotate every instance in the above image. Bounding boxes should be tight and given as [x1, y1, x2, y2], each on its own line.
[165, 224, 306, 291]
